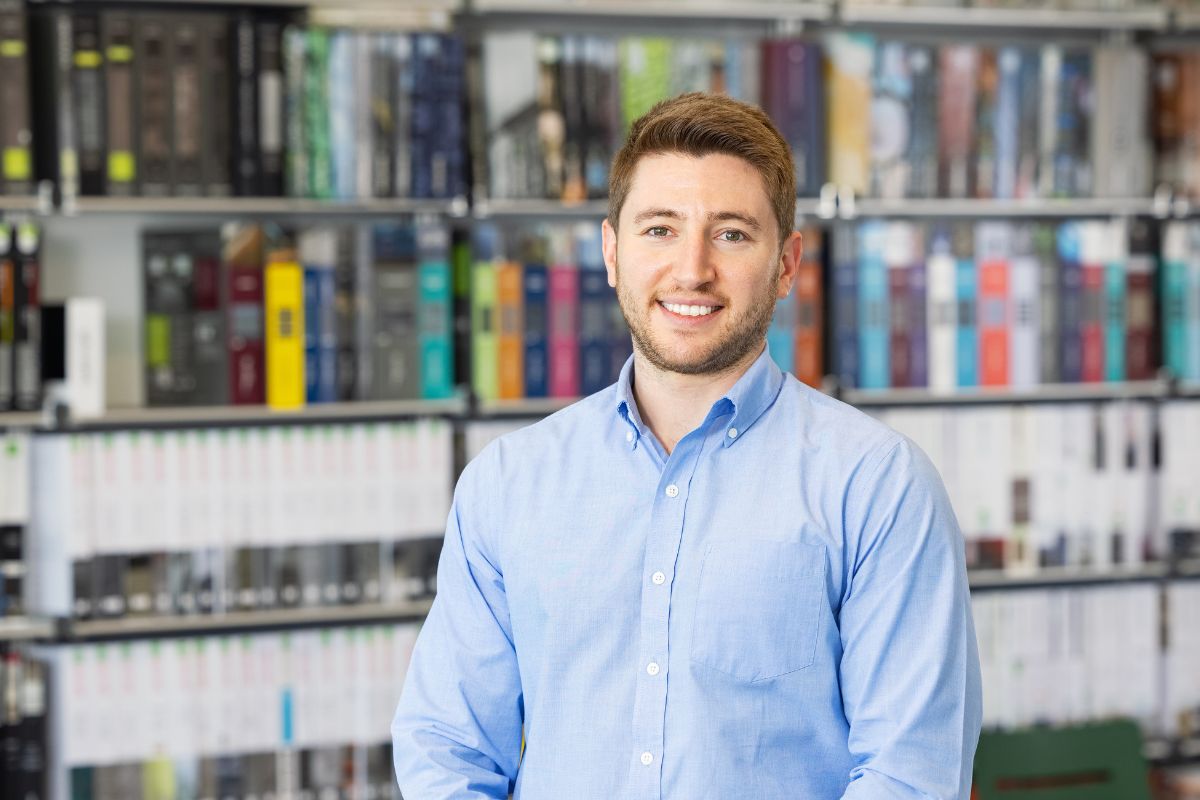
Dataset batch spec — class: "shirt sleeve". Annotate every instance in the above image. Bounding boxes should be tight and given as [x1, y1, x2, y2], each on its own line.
[837, 437, 983, 800]
[391, 449, 523, 799]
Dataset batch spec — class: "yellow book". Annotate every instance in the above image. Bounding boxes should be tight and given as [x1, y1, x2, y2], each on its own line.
[265, 249, 305, 410]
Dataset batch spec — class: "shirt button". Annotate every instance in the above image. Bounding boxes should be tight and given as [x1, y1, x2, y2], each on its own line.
[728, 427, 738, 439]
[651, 571, 666, 585]
[626, 430, 634, 443]
[640, 751, 654, 766]
[646, 662, 660, 676]
[665, 484, 679, 498]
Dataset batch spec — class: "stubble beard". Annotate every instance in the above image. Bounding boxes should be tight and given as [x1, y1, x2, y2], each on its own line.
[614, 257, 780, 377]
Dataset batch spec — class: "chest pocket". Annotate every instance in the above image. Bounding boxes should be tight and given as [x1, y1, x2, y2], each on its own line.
[690, 538, 826, 683]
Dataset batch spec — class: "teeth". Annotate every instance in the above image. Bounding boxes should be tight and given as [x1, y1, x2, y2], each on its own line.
[663, 302, 716, 317]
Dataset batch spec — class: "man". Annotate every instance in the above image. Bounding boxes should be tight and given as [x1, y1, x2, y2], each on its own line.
[393, 92, 982, 799]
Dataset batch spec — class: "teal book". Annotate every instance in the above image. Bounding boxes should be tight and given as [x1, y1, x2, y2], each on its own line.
[1104, 257, 1126, 382]
[1189, 224, 1200, 383]
[857, 221, 889, 390]
[1162, 222, 1188, 381]
[417, 220, 454, 399]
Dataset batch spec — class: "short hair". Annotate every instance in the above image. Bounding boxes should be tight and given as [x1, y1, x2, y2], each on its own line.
[607, 92, 796, 247]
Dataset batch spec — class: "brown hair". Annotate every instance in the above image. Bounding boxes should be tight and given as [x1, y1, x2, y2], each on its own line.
[608, 92, 796, 246]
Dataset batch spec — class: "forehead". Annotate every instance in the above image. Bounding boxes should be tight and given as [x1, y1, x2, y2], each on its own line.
[621, 152, 772, 221]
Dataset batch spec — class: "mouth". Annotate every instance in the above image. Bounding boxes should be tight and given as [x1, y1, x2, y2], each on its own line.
[657, 300, 724, 320]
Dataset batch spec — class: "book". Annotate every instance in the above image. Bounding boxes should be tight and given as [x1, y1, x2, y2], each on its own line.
[231, 11, 259, 196]
[1079, 222, 1106, 383]
[100, 11, 136, 197]
[201, 14, 232, 197]
[938, 44, 978, 198]
[135, 14, 172, 197]
[0, 0, 33, 196]
[1103, 220, 1128, 383]
[171, 16, 205, 197]
[825, 32, 873, 197]
[1161, 222, 1188, 381]
[417, 219, 454, 400]
[885, 221, 913, 388]
[954, 223, 978, 389]
[976, 222, 1011, 387]
[30, 7, 78, 205]
[832, 224, 858, 390]
[927, 224, 957, 394]
[370, 223, 419, 400]
[0, 223, 14, 410]
[143, 233, 194, 406]
[71, 10, 105, 197]
[1009, 225, 1039, 388]
[224, 224, 266, 405]
[548, 231, 580, 399]
[283, 26, 309, 198]
[264, 248, 305, 409]
[257, 17, 285, 198]
[12, 222, 39, 412]
[856, 220, 888, 390]
[522, 261, 550, 399]
[496, 260, 524, 400]
[190, 233, 226, 406]
[299, 228, 337, 405]
[1057, 222, 1084, 383]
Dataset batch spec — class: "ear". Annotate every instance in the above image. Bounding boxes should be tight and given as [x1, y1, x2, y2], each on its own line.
[601, 218, 618, 289]
[776, 229, 803, 299]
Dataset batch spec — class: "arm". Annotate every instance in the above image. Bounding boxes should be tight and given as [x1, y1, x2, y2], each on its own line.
[391, 452, 523, 799]
[838, 438, 983, 800]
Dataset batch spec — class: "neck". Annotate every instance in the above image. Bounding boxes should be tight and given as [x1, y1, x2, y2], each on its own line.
[630, 342, 765, 455]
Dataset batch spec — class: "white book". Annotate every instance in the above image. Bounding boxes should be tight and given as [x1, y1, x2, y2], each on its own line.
[1009, 230, 1040, 389]
[927, 234, 957, 395]
[0, 432, 30, 527]
[1037, 45, 1062, 198]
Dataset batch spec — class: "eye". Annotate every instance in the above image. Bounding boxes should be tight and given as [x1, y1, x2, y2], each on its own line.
[720, 230, 748, 243]
[645, 226, 671, 238]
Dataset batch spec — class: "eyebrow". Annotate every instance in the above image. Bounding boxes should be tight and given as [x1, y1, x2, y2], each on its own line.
[630, 208, 763, 232]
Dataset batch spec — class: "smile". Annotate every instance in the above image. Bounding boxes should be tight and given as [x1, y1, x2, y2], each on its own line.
[659, 301, 722, 318]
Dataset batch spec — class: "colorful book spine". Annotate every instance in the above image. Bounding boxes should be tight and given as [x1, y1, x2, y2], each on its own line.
[908, 234, 928, 390]
[548, 253, 580, 398]
[927, 225, 957, 394]
[954, 225, 978, 389]
[522, 262, 549, 399]
[1009, 226, 1039, 389]
[1034, 224, 1060, 384]
[794, 228, 823, 389]
[72, 11, 105, 197]
[886, 222, 913, 389]
[832, 224, 858, 390]
[496, 260, 524, 400]
[1162, 222, 1188, 381]
[1187, 224, 1200, 383]
[0, 0, 33, 196]
[857, 220, 889, 390]
[1103, 222, 1128, 383]
[264, 251, 305, 409]
[825, 32, 873, 196]
[767, 289, 796, 377]
[225, 226, 265, 405]
[471, 259, 498, 403]
[1080, 222, 1106, 383]
[417, 222, 454, 400]
[0, 223, 13, 409]
[938, 44, 978, 198]
[1125, 219, 1156, 382]
[1058, 222, 1084, 383]
[993, 47, 1021, 200]
[976, 222, 1011, 387]
[99, 12, 138, 196]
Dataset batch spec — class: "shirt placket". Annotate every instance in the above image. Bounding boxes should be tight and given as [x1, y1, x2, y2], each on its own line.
[626, 427, 708, 799]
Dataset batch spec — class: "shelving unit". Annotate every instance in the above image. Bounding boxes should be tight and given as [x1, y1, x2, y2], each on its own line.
[845, 196, 1163, 220]
[0, 615, 54, 643]
[967, 563, 1170, 591]
[837, 3, 1169, 32]
[844, 379, 1172, 407]
[66, 195, 470, 219]
[0, 194, 49, 215]
[60, 598, 435, 641]
[472, 0, 833, 22]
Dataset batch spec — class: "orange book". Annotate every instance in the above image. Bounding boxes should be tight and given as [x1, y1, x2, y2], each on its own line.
[496, 260, 525, 400]
[978, 259, 1009, 387]
[793, 227, 824, 389]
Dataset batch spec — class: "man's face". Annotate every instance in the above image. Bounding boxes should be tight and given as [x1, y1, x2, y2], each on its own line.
[602, 152, 798, 377]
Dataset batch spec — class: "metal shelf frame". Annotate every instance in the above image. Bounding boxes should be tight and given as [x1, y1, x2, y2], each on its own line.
[65, 195, 469, 219]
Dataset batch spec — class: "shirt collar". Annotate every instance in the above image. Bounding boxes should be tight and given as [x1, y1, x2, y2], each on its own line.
[614, 346, 785, 450]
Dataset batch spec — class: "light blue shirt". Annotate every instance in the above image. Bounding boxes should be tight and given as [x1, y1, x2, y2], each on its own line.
[392, 347, 982, 799]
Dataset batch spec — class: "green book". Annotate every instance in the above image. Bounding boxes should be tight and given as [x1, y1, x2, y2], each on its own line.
[304, 27, 332, 199]
[471, 260, 498, 402]
[618, 37, 673, 134]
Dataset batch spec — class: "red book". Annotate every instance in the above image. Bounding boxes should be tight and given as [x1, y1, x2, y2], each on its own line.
[223, 224, 266, 405]
[1125, 221, 1157, 381]
[1080, 223, 1105, 383]
[793, 227, 823, 389]
[548, 261, 580, 398]
[976, 223, 1011, 387]
[886, 223, 914, 388]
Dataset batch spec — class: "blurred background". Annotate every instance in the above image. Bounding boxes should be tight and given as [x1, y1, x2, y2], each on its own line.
[1, 0, 1200, 797]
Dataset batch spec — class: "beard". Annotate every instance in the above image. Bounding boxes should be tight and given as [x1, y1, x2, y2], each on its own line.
[614, 257, 780, 377]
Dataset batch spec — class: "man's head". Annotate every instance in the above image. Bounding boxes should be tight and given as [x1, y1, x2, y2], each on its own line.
[602, 92, 802, 377]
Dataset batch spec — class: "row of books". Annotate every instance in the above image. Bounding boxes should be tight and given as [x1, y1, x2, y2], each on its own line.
[1169, 582, 1200, 742]
[33, 623, 418, 799]
[973, 585, 1165, 735]
[0, 3, 466, 201]
[834, 219, 1162, 392]
[143, 219, 455, 408]
[872, 400, 1196, 572]
[0, 430, 24, 615]
[27, 421, 452, 620]
[481, 30, 1149, 203]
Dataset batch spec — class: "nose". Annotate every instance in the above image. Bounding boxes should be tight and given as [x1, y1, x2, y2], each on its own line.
[669, 229, 717, 289]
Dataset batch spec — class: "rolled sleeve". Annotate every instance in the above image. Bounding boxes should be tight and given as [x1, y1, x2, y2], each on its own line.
[838, 438, 983, 800]
[391, 450, 524, 799]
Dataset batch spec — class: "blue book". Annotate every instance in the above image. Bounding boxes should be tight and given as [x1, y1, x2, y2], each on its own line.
[1104, 249, 1127, 383]
[1057, 222, 1084, 383]
[328, 31, 356, 200]
[417, 220, 454, 399]
[908, 243, 928, 388]
[523, 262, 550, 398]
[832, 225, 858, 389]
[577, 226, 610, 395]
[303, 267, 322, 403]
[314, 266, 337, 403]
[767, 290, 797, 376]
[857, 221, 889, 390]
[993, 47, 1021, 200]
[410, 34, 439, 199]
[1188, 224, 1200, 382]
[955, 249, 978, 388]
[1162, 223, 1189, 380]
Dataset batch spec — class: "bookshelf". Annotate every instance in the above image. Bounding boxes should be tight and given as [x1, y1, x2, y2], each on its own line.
[0, 615, 53, 642]
[843, 379, 1172, 407]
[60, 598, 434, 641]
[66, 196, 470, 219]
[845, 196, 1164, 220]
[836, 3, 1170, 32]
[471, 0, 833, 22]
[0, 194, 49, 214]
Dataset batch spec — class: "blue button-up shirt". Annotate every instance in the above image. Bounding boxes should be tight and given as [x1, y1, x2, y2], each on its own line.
[393, 348, 982, 799]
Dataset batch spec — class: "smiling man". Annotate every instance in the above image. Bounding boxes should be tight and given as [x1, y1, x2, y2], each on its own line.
[392, 92, 982, 799]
